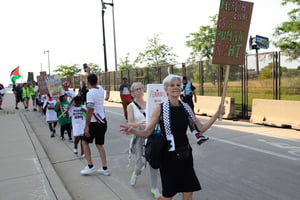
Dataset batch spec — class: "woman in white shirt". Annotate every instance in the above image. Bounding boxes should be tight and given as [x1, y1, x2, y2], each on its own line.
[43, 94, 58, 137]
[127, 82, 161, 198]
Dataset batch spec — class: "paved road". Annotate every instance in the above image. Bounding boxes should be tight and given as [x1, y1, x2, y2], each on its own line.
[1, 92, 300, 200]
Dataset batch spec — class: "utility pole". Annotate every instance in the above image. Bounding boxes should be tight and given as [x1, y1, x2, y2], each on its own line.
[43, 50, 51, 75]
[101, 2, 108, 72]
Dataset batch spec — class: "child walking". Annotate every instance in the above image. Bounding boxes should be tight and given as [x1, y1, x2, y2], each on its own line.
[55, 93, 72, 142]
[68, 96, 86, 158]
[43, 94, 58, 137]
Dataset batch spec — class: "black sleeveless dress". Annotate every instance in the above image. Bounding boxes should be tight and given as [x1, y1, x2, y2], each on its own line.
[159, 105, 201, 198]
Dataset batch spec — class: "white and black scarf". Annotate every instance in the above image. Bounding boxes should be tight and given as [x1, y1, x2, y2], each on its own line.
[162, 100, 202, 151]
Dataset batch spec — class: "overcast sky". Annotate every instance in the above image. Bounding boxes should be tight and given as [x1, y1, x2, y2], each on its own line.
[0, 0, 294, 86]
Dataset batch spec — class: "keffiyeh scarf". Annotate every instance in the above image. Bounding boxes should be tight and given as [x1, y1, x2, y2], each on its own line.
[162, 100, 203, 151]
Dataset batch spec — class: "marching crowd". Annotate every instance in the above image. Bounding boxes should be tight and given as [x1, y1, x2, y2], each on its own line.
[0, 66, 224, 200]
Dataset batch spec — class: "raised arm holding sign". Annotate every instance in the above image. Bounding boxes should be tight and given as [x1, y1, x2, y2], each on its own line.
[212, 0, 253, 119]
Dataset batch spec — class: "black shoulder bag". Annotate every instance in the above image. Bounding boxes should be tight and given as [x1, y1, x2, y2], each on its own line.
[144, 104, 167, 169]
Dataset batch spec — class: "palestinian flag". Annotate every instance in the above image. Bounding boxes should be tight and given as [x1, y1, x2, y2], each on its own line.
[10, 66, 22, 84]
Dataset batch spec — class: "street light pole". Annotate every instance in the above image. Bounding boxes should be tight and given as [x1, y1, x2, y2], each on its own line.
[110, 0, 118, 90]
[101, 0, 113, 73]
[101, 0, 116, 73]
[43, 50, 51, 75]
[111, 0, 117, 72]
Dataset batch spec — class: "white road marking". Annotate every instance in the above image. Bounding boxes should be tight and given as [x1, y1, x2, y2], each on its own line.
[258, 139, 300, 157]
[210, 136, 299, 161]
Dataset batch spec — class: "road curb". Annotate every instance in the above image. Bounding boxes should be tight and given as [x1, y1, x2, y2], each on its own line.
[20, 112, 73, 200]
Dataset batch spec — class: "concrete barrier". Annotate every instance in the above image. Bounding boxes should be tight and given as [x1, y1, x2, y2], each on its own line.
[107, 91, 122, 103]
[194, 96, 236, 119]
[250, 99, 300, 130]
[106, 92, 236, 119]
[71, 88, 108, 100]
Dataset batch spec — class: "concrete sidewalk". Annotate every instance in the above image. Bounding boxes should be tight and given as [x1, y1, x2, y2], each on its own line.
[0, 93, 150, 200]
[0, 102, 72, 199]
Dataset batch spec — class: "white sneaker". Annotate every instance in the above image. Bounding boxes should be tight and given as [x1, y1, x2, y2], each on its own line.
[80, 154, 85, 159]
[151, 188, 161, 198]
[73, 149, 78, 154]
[97, 168, 111, 176]
[80, 165, 96, 175]
[130, 172, 137, 186]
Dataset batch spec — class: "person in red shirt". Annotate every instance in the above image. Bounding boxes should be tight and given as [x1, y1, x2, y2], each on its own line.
[119, 77, 132, 120]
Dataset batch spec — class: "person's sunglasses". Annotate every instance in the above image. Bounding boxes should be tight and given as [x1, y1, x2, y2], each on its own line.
[132, 87, 144, 92]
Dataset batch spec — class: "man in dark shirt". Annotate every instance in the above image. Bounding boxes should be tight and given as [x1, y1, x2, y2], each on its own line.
[181, 76, 197, 113]
[0, 83, 5, 110]
[12, 83, 23, 109]
[79, 81, 89, 104]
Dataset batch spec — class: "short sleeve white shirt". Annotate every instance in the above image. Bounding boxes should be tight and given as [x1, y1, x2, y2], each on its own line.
[43, 99, 58, 122]
[65, 90, 76, 102]
[86, 86, 105, 122]
[68, 105, 86, 136]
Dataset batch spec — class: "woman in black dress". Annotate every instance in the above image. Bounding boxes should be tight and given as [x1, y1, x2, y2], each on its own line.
[120, 74, 225, 200]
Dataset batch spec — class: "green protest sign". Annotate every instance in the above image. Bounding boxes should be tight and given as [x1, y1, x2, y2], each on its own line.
[46, 74, 64, 98]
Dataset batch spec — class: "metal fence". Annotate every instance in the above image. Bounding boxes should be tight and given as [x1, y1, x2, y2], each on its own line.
[62, 50, 300, 119]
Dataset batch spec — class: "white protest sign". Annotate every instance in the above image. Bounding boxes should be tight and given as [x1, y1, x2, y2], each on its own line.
[46, 74, 64, 98]
[146, 84, 168, 124]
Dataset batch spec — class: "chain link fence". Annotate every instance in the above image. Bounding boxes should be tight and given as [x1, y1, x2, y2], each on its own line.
[62, 50, 300, 119]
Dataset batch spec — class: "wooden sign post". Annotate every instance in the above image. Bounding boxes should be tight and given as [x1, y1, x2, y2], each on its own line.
[212, 0, 253, 119]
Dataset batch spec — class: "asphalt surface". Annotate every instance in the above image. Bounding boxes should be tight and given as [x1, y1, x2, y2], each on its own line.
[1, 92, 300, 200]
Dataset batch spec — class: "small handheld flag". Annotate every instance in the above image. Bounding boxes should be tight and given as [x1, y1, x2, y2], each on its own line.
[10, 66, 22, 85]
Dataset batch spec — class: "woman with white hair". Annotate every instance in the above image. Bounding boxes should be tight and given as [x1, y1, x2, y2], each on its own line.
[127, 82, 161, 198]
[121, 74, 225, 200]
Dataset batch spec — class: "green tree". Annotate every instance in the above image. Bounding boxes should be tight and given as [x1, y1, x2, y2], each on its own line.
[281, 67, 300, 77]
[185, 15, 217, 61]
[185, 15, 220, 85]
[53, 64, 81, 78]
[272, 0, 300, 60]
[258, 63, 273, 80]
[88, 63, 103, 74]
[118, 53, 135, 70]
[135, 34, 177, 67]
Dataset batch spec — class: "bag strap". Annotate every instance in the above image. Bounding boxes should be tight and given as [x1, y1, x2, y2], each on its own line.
[93, 113, 105, 124]
[133, 101, 146, 117]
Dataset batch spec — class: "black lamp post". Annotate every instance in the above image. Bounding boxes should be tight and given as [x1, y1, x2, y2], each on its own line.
[111, 0, 117, 72]
[101, 0, 114, 72]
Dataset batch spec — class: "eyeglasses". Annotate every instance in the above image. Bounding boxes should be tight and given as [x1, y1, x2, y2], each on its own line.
[169, 83, 181, 88]
[132, 87, 144, 92]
